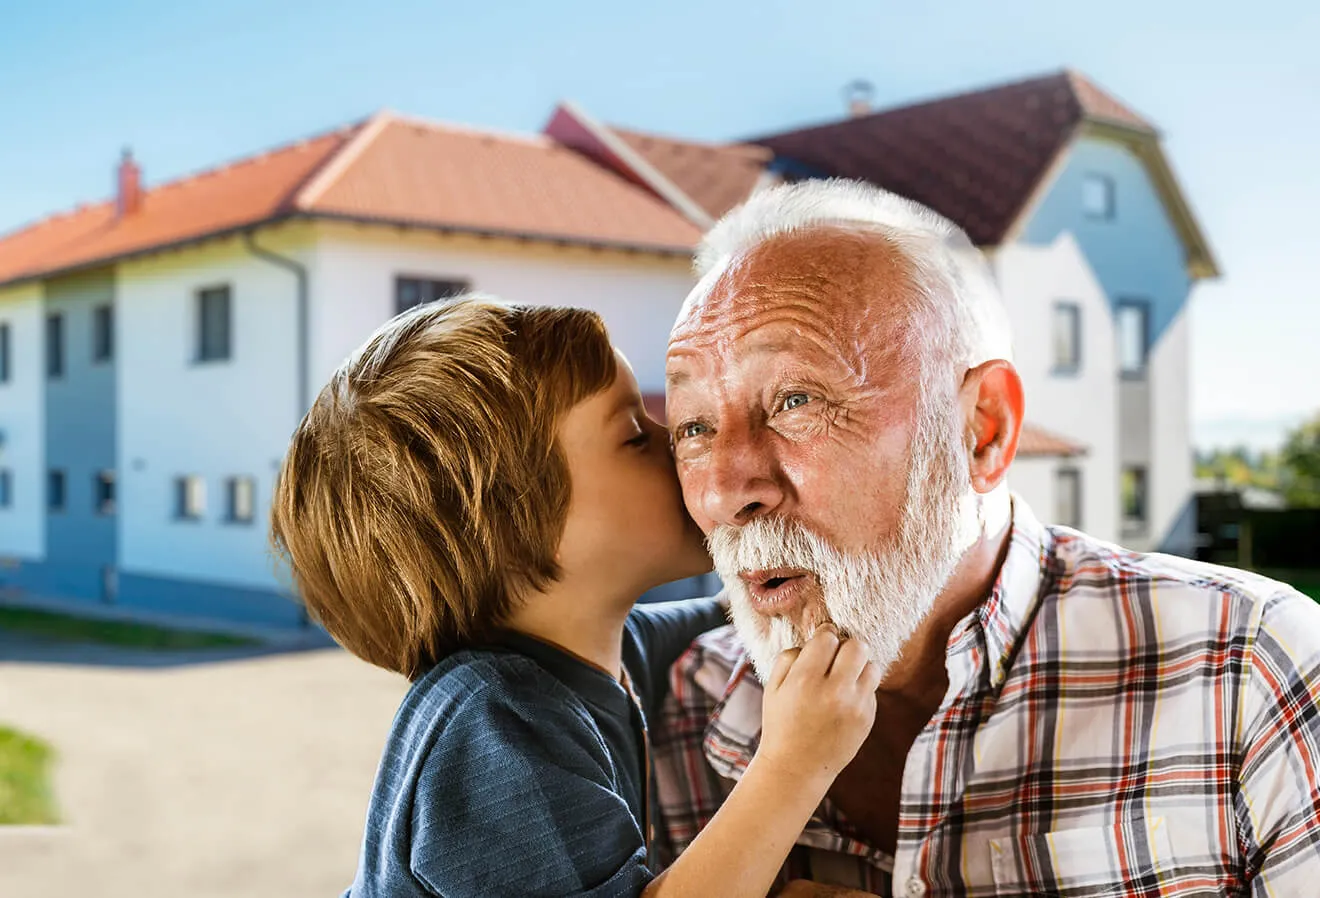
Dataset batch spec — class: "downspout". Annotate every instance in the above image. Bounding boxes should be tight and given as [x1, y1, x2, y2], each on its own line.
[244, 229, 311, 629]
[243, 230, 309, 422]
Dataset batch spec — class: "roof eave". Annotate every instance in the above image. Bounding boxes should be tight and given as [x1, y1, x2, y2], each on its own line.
[305, 210, 696, 257]
[0, 211, 696, 290]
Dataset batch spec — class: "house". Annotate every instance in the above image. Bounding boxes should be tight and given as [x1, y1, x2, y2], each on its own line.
[0, 114, 703, 625]
[0, 69, 1217, 627]
[547, 69, 1219, 554]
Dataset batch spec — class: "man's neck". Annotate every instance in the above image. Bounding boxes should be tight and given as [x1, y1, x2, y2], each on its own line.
[504, 577, 637, 678]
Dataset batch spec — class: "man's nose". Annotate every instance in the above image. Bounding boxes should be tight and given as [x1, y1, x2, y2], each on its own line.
[699, 427, 787, 526]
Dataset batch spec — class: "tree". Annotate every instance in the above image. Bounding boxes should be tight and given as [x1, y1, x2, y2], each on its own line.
[1280, 413, 1320, 508]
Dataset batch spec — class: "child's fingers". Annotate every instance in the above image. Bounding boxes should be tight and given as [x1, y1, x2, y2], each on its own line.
[827, 637, 870, 682]
[767, 646, 801, 691]
[859, 659, 884, 692]
[792, 625, 841, 680]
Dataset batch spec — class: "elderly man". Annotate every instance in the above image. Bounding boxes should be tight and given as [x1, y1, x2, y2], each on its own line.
[654, 180, 1320, 897]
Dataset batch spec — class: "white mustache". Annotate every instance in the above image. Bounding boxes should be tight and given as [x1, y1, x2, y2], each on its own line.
[706, 515, 841, 578]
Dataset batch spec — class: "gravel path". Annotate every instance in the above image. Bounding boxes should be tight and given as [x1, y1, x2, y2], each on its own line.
[0, 641, 407, 897]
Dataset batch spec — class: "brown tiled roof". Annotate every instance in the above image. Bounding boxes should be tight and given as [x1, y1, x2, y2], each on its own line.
[0, 112, 701, 288]
[611, 127, 772, 220]
[645, 391, 1085, 459]
[751, 70, 1156, 246]
[0, 127, 358, 286]
[1017, 424, 1088, 458]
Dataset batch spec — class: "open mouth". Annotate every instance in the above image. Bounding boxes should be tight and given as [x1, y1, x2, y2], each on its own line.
[738, 568, 813, 613]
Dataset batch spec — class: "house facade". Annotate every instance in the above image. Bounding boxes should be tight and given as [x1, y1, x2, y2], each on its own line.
[0, 70, 1216, 626]
[549, 69, 1218, 554]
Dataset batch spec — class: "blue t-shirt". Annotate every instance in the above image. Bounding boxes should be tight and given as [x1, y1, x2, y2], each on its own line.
[345, 598, 726, 898]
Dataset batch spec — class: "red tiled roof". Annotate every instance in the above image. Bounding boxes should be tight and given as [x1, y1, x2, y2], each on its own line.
[1017, 424, 1088, 458]
[611, 127, 772, 220]
[0, 127, 359, 286]
[751, 70, 1156, 246]
[644, 392, 1085, 459]
[307, 116, 702, 252]
[0, 112, 702, 288]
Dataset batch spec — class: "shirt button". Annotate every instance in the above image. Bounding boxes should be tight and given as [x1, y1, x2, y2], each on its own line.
[905, 877, 928, 897]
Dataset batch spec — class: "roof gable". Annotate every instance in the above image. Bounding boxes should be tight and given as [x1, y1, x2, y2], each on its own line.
[749, 70, 1215, 278]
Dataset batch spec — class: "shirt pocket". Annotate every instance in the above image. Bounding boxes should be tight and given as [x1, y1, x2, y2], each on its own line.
[988, 816, 1175, 896]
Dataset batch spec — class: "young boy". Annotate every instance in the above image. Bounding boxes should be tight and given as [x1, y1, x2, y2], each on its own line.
[271, 296, 881, 897]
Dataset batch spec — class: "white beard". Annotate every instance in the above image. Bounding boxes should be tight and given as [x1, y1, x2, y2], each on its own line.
[708, 393, 980, 682]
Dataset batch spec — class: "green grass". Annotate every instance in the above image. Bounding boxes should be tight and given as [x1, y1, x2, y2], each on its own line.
[1298, 583, 1320, 603]
[0, 725, 58, 825]
[0, 607, 257, 650]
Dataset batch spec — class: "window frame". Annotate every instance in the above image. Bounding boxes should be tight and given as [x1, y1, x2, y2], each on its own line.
[174, 475, 206, 521]
[1055, 466, 1083, 529]
[46, 312, 65, 379]
[1051, 300, 1083, 375]
[1082, 172, 1116, 221]
[48, 469, 67, 513]
[95, 470, 116, 516]
[196, 285, 233, 364]
[1121, 465, 1149, 534]
[92, 304, 114, 364]
[0, 321, 10, 384]
[394, 276, 471, 316]
[1116, 299, 1151, 379]
[225, 476, 256, 525]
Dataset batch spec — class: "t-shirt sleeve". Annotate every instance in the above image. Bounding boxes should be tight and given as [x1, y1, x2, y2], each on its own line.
[409, 674, 654, 898]
[627, 597, 727, 705]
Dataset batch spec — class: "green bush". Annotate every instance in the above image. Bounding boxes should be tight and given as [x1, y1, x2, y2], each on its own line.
[0, 725, 58, 825]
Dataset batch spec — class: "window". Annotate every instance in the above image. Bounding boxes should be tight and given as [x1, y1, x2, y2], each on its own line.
[1121, 466, 1148, 531]
[48, 469, 66, 512]
[93, 304, 114, 363]
[1052, 301, 1082, 373]
[0, 469, 11, 508]
[1055, 467, 1082, 529]
[46, 313, 64, 378]
[395, 277, 470, 315]
[1083, 173, 1115, 220]
[197, 286, 232, 362]
[225, 476, 255, 523]
[0, 322, 10, 383]
[175, 475, 206, 520]
[95, 471, 116, 516]
[1117, 301, 1150, 377]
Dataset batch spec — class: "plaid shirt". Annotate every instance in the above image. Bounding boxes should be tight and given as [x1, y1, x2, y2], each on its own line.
[652, 499, 1320, 897]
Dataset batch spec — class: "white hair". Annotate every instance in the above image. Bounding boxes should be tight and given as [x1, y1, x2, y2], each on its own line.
[689, 179, 1013, 384]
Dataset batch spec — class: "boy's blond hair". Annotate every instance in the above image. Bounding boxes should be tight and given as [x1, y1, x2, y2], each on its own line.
[270, 296, 617, 679]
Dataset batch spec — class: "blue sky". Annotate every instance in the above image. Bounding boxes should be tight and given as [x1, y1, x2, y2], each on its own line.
[1, 0, 1316, 450]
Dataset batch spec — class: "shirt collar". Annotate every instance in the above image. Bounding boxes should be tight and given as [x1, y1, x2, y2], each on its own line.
[490, 628, 634, 719]
[961, 497, 1053, 695]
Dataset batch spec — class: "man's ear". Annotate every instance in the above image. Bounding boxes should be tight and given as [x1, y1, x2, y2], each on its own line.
[960, 360, 1024, 494]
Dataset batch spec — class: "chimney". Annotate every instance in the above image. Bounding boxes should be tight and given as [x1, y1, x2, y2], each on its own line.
[843, 79, 875, 117]
[116, 148, 143, 217]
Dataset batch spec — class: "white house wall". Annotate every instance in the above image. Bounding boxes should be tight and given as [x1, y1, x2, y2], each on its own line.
[993, 234, 1119, 542]
[0, 282, 47, 560]
[1147, 303, 1194, 555]
[116, 228, 311, 591]
[307, 223, 697, 395]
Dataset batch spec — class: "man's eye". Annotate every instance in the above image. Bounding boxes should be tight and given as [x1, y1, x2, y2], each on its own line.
[677, 421, 709, 440]
[781, 392, 811, 411]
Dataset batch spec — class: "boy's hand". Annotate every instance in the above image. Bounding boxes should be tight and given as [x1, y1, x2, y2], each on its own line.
[757, 626, 882, 786]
